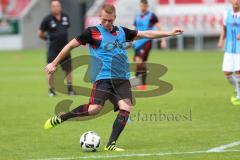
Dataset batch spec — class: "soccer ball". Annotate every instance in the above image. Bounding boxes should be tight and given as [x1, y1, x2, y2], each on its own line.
[80, 131, 101, 152]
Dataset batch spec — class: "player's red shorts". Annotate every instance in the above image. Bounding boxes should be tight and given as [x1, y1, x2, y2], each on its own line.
[134, 40, 152, 62]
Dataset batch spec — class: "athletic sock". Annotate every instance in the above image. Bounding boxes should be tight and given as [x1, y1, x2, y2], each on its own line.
[135, 63, 142, 77]
[226, 74, 237, 88]
[67, 82, 73, 92]
[60, 104, 89, 121]
[234, 74, 240, 99]
[49, 88, 55, 93]
[49, 88, 56, 95]
[142, 64, 147, 85]
[107, 110, 129, 146]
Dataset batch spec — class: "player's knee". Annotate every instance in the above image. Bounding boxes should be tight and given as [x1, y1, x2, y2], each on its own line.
[224, 71, 233, 77]
[118, 99, 132, 112]
[235, 71, 240, 75]
[88, 104, 102, 115]
[135, 56, 143, 64]
[142, 63, 147, 69]
[64, 68, 72, 75]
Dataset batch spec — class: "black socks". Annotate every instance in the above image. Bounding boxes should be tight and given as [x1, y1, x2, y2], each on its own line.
[60, 104, 89, 121]
[107, 110, 129, 146]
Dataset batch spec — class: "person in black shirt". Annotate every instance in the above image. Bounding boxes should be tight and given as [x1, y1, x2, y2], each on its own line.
[38, 0, 75, 96]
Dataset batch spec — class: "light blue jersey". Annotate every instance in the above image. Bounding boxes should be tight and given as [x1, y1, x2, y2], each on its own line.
[134, 11, 155, 50]
[88, 25, 130, 82]
[225, 9, 240, 54]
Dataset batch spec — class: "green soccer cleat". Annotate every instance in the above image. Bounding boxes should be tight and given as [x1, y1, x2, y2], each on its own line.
[230, 92, 237, 103]
[104, 142, 125, 152]
[44, 116, 62, 130]
[232, 98, 240, 106]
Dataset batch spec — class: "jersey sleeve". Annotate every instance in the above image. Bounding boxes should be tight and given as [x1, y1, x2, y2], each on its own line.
[39, 16, 49, 31]
[133, 17, 136, 27]
[150, 13, 159, 25]
[75, 28, 92, 45]
[122, 27, 138, 41]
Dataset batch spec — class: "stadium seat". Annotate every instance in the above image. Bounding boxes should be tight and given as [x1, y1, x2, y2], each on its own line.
[4, 0, 31, 18]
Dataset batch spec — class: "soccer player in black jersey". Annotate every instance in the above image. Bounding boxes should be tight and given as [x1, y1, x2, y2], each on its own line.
[44, 4, 183, 151]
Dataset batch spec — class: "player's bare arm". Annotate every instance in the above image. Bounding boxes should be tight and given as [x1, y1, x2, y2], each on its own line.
[217, 26, 226, 48]
[45, 39, 80, 74]
[237, 32, 240, 40]
[155, 22, 167, 48]
[135, 28, 183, 40]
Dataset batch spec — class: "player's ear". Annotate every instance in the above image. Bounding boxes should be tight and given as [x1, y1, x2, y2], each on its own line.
[99, 10, 102, 18]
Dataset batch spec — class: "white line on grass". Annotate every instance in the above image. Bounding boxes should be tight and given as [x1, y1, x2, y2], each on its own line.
[207, 141, 240, 152]
[27, 149, 240, 160]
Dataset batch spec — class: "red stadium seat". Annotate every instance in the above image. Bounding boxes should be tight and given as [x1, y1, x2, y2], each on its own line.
[1, 0, 9, 13]
[5, 0, 31, 18]
[183, 15, 189, 27]
[173, 16, 180, 26]
[210, 16, 216, 29]
[158, 0, 169, 4]
[105, 0, 115, 4]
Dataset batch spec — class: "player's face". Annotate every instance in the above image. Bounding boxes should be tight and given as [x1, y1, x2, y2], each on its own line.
[100, 10, 116, 31]
[231, 0, 240, 9]
[140, 3, 148, 13]
[51, 1, 62, 15]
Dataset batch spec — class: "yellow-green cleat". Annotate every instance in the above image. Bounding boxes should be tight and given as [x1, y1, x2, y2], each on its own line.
[104, 142, 125, 151]
[232, 98, 240, 106]
[44, 116, 62, 130]
[230, 92, 237, 103]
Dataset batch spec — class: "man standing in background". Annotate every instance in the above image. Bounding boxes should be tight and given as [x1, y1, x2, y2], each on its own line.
[38, 0, 75, 96]
[133, 0, 167, 90]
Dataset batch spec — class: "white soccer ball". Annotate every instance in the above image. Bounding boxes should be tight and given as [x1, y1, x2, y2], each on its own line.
[80, 131, 101, 152]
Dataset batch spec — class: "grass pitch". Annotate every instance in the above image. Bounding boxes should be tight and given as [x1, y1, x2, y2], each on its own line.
[0, 48, 240, 160]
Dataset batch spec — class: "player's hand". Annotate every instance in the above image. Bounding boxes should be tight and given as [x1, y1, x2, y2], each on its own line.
[171, 28, 184, 36]
[45, 62, 57, 74]
[160, 39, 167, 49]
[217, 40, 224, 49]
[237, 35, 240, 40]
[125, 41, 134, 49]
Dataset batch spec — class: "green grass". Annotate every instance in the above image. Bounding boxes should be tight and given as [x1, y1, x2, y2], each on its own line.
[0, 48, 240, 160]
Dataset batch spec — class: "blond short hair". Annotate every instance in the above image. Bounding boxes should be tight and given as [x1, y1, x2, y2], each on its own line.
[101, 4, 116, 15]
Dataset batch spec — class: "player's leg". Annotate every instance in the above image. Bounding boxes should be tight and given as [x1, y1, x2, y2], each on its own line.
[234, 71, 240, 100]
[104, 99, 132, 151]
[231, 53, 240, 105]
[222, 53, 238, 103]
[60, 55, 75, 95]
[134, 51, 146, 90]
[141, 41, 152, 87]
[224, 71, 235, 89]
[224, 71, 236, 102]
[46, 73, 55, 96]
[105, 80, 133, 151]
[46, 51, 57, 96]
[134, 41, 152, 90]
[44, 104, 103, 129]
[134, 49, 142, 79]
[43, 80, 111, 129]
